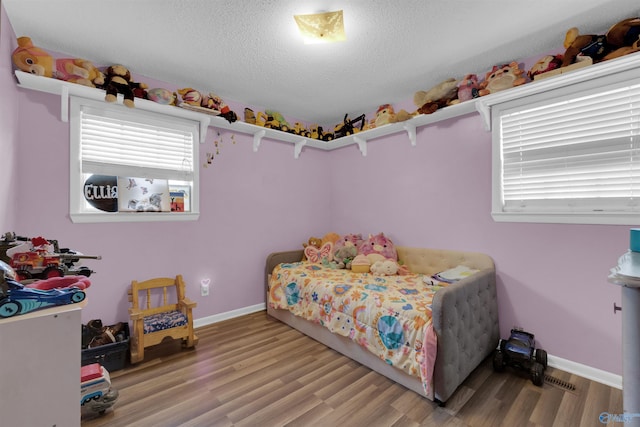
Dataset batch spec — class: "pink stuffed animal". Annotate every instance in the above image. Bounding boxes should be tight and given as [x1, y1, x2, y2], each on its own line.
[358, 233, 398, 261]
[334, 233, 364, 252]
[457, 74, 479, 102]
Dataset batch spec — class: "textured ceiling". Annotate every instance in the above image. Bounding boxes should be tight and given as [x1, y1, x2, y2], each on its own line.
[3, 0, 640, 125]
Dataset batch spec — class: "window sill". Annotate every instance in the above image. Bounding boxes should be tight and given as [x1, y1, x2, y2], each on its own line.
[492, 211, 640, 226]
[70, 211, 199, 224]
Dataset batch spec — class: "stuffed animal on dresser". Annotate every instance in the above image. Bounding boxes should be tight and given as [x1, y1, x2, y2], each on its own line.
[103, 65, 148, 108]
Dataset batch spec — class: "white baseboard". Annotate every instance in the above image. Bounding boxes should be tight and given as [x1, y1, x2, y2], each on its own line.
[548, 354, 622, 389]
[194, 303, 266, 329]
[195, 305, 623, 390]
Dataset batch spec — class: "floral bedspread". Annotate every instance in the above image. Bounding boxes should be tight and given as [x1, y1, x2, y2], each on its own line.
[268, 262, 449, 395]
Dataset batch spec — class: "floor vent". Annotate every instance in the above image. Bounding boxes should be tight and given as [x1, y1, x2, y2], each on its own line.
[544, 374, 577, 393]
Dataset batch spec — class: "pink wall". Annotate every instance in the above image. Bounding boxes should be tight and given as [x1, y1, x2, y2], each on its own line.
[1, 3, 627, 376]
[328, 113, 627, 375]
[13, 86, 333, 326]
[0, 4, 18, 231]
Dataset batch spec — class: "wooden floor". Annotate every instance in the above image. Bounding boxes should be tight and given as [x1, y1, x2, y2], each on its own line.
[82, 311, 621, 427]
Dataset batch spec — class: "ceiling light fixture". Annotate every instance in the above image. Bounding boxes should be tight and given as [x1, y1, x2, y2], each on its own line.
[294, 10, 345, 44]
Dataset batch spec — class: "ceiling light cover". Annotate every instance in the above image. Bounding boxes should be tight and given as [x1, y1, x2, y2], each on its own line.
[294, 10, 345, 44]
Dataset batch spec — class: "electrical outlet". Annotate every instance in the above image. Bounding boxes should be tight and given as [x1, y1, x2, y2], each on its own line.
[201, 278, 211, 296]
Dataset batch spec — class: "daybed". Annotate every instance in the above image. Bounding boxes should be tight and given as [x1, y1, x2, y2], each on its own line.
[265, 246, 499, 404]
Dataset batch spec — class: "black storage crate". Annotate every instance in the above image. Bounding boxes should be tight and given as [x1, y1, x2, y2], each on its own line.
[81, 322, 130, 372]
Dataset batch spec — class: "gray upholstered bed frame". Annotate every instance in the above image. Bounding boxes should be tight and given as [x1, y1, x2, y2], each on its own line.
[265, 246, 499, 404]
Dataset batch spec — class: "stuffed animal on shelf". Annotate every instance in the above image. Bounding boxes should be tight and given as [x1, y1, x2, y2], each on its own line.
[146, 88, 178, 105]
[413, 78, 459, 114]
[103, 65, 148, 108]
[605, 17, 640, 48]
[478, 62, 527, 97]
[210, 93, 238, 123]
[177, 87, 205, 106]
[374, 104, 397, 127]
[457, 74, 479, 102]
[394, 109, 416, 122]
[12, 36, 105, 88]
[602, 17, 640, 61]
[358, 233, 398, 261]
[244, 108, 257, 124]
[527, 55, 564, 80]
[561, 28, 609, 67]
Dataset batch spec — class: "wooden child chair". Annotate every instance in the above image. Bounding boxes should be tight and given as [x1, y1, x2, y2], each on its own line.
[128, 275, 198, 364]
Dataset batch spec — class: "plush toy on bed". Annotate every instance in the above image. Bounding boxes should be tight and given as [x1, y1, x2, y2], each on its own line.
[334, 233, 364, 252]
[301, 236, 323, 261]
[370, 259, 399, 276]
[332, 245, 358, 269]
[358, 232, 398, 261]
[351, 254, 371, 273]
[304, 242, 333, 264]
[103, 65, 148, 108]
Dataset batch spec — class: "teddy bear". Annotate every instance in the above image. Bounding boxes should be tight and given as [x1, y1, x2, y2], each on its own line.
[602, 17, 640, 61]
[301, 236, 323, 261]
[605, 17, 640, 48]
[12, 36, 105, 88]
[413, 78, 460, 115]
[332, 245, 357, 269]
[103, 65, 148, 108]
[370, 259, 399, 276]
[561, 28, 610, 67]
[477, 62, 527, 97]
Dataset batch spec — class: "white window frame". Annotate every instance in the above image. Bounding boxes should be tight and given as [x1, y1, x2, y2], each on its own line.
[69, 97, 200, 223]
[491, 65, 640, 225]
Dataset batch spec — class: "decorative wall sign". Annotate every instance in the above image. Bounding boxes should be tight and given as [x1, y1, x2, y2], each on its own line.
[83, 175, 118, 212]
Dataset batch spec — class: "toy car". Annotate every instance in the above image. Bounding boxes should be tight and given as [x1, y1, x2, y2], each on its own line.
[0, 277, 86, 318]
[493, 328, 547, 386]
[81, 363, 118, 415]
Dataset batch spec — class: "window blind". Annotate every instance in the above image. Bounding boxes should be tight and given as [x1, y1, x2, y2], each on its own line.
[499, 82, 640, 214]
[79, 105, 195, 181]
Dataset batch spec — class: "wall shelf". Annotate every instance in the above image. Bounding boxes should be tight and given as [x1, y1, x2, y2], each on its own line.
[14, 70, 478, 158]
[15, 53, 640, 158]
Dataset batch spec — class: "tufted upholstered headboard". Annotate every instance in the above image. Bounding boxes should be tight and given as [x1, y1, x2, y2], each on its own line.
[396, 246, 494, 276]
